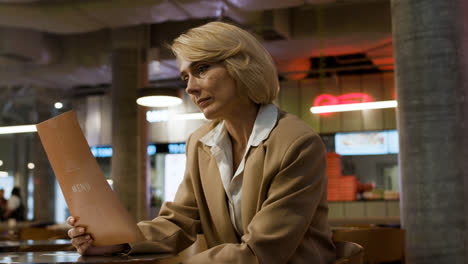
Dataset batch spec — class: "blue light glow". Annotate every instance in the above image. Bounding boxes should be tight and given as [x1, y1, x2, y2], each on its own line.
[168, 143, 185, 154]
[91, 144, 158, 158]
[147, 145, 157, 155]
[90, 146, 113, 158]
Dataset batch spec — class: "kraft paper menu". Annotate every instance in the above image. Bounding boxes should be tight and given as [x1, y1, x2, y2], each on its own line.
[36, 110, 145, 246]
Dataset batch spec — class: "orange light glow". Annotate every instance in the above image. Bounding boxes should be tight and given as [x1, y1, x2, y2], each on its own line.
[277, 58, 311, 80]
[313, 93, 373, 116]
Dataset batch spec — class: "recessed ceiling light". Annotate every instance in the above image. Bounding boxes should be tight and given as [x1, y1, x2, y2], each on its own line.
[54, 102, 63, 109]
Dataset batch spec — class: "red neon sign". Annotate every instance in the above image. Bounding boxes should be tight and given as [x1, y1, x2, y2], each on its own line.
[313, 93, 373, 115]
[314, 93, 373, 106]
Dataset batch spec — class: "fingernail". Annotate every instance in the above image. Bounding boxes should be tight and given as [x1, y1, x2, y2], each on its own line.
[78, 227, 84, 233]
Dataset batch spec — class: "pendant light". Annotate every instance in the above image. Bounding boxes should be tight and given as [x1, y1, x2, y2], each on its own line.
[137, 87, 183, 107]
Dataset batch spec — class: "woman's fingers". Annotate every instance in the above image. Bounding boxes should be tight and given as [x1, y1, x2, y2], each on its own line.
[68, 225, 94, 255]
[66, 216, 76, 226]
[67, 226, 86, 239]
[71, 234, 91, 247]
[71, 234, 93, 255]
[77, 239, 94, 255]
[66, 218, 94, 256]
[65, 218, 124, 256]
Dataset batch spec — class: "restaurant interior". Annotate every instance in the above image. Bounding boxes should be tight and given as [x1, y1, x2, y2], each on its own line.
[0, 0, 466, 263]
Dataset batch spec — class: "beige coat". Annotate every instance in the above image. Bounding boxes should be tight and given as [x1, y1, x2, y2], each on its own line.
[130, 110, 336, 264]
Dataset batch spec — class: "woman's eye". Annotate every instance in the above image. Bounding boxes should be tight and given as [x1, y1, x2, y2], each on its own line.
[197, 64, 209, 75]
[181, 75, 189, 83]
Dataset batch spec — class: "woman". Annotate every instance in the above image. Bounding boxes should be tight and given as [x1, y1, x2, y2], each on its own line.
[68, 21, 335, 263]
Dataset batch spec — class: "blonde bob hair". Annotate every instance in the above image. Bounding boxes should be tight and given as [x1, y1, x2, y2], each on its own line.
[171, 21, 279, 104]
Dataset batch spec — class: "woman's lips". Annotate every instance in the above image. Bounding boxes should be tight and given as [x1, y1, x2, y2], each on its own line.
[197, 97, 211, 108]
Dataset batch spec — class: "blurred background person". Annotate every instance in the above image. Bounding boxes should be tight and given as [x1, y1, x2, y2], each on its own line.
[0, 189, 7, 221]
[4, 187, 25, 221]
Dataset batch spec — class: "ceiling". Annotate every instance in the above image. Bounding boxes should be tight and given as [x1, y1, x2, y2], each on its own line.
[0, 0, 393, 125]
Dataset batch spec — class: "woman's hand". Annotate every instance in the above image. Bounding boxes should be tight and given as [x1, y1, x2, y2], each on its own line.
[67, 216, 93, 255]
[67, 216, 129, 255]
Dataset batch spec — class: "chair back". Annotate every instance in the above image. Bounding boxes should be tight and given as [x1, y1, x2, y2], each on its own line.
[333, 227, 405, 264]
[334, 241, 365, 264]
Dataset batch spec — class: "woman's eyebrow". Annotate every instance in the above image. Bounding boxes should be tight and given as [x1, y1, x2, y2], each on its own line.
[190, 61, 204, 69]
[180, 61, 209, 79]
[179, 62, 194, 78]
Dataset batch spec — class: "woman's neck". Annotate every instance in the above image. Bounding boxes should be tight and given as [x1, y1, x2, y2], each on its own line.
[224, 102, 259, 171]
[224, 102, 259, 149]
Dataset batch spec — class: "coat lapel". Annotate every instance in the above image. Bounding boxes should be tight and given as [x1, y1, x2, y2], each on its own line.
[198, 145, 238, 242]
[241, 144, 266, 230]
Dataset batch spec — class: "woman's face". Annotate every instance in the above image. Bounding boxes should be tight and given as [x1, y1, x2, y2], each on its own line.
[178, 58, 249, 120]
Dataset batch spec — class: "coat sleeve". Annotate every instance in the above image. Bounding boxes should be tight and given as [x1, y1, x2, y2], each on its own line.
[184, 132, 329, 264]
[128, 135, 202, 254]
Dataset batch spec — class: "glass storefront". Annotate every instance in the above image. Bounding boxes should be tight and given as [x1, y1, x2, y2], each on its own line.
[53, 143, 188, 223]
[0, 133, 34, 221]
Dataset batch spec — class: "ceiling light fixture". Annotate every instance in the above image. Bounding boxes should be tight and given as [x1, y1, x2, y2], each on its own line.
[137, 88, 183, 107]
[0, 125, 37, 134]
[310, 100, 397, 114]
[54, 102, 63, 109]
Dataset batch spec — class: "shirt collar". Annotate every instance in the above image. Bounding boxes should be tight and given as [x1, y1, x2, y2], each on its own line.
[199, 119, 227, 147]
[199, 103, 278, 147]
[249, 103, 278, 147]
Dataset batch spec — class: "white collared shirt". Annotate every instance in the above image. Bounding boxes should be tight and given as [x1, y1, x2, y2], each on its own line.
[199, 104, 278, 235]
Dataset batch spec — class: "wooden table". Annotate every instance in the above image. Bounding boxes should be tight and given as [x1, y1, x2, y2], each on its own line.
[0, 239, 73, 252]
[0, 251, 174, 264]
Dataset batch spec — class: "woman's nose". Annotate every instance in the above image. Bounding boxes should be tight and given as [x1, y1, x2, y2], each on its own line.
[185, 76, 200, 95]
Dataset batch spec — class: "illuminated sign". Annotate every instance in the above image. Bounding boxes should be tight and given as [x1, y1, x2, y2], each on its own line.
[147, 145, 157, 156]
[168, 143, 186, 154]
[90, 143, 185, 157]
[146, 110, 169, 122]
[313, 93, 372, 107]
[311, 100, 397, 114]
[311, 93, 398, 114]
[91, 144, 157, 158]
[335, 130, 399, 155]
[90, 146, 113, 158]
[146, 110, 206, 123]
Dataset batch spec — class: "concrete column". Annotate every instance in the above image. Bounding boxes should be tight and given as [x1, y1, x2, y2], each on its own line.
[391, 1, 467, 263]
[111, 25, 150, 221]
[137, 106, 150, 221]
[457, 0, 468, 262]
[32, 105, 55, 223]
[13, 134, 29, 216]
